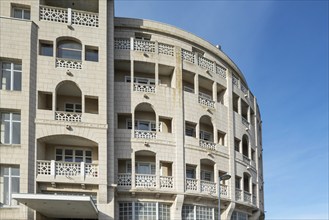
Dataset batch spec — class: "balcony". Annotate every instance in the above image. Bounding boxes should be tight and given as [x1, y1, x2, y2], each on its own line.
[134, 130, 157, 139]
[200, 180, 216, 194]
[37, 160, 98, 180]
[39, 5, 99, 27]
[199, 140, 216, 151]
[186, 178, 198, 191]
[244, 191, 252, 204]
[56, 58, 82, 69]
[114, 38, 175, 57]
[133, 83, 155, 93]
[198, 96, 215, 108]
[55, 111, 82, 122]
[235, 188, 254, 205]
[185, 179, 229, 198]
[117, 173, 174, 190]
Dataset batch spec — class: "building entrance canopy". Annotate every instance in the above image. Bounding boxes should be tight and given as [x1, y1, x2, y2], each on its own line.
[12, 194, 98, 219]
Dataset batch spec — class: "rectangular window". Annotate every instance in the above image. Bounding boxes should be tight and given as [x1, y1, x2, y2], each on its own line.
[55, 148, 92, 163]
[0, 166, 20, 207]
[186, 166, 196, 179]
[39, 41, 53, 56]
[119, 202, 133, 220]
[85, 46, 99, 62]
[0, 112, 21, 145]
[65, 103, 82, 113]
[119, 202, 170, 220]
[182, 205, 194, 220]
[200, 130, 212, 141]
[126, 119, 161, 132]
[201, 170, 213, 182]
[135, 162, 155, 175]
[12, 6, 30, 20]
[1, 61, 22, 91]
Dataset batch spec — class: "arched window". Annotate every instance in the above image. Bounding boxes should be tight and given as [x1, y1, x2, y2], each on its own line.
[57, 40, 82, 60]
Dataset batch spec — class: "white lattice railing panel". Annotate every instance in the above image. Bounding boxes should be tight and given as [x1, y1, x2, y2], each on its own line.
[72, 10, 99, 27]
[244, 191, 252, 203]
[216, 65, 227, 79]
[182, 49, 195, 63]
[133, 83, 156, 93]
[160, 176, 174, 189]
[134, 130, 157, 139]
[186, 178, 198, 191]
[56, 58, 82, 69]
[40, 5, 68, 23]
[220, 184, 229, 197]
[198, 56, 214, 72]
[134, 39, 155, 52]
[233, 75, 239, 87]
[55, 111, 82, 122]
[114, 38, 130, 50]
[199, 140, 216, 151]
[117, 173, 132, 187]
[241, 84, 248, 94]
[135, 174, 156, 188]
[85, 163, 98, 177]
[198, 96, 215, 108]
[56, 162, 81, 176]
[242, 117, 249, 127]
[158, 43, 174, 56]
[37, 161, 51, 175]
[235, 189, 242, 201]
[253, 195, 257, 206]
[200, 180, 216, 194]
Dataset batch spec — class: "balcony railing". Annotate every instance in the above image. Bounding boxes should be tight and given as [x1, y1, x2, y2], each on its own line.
[235, 188, 242, 201]
[199, 140, 216, 151]
[114, 38, 175, 57]
[55, 111, 82, 122]
[233, 75, 239, 87]
[40, 5, 99, 27]
[133, 83, 156, 93]
[135, 174, 156, 188]
[37, 160, 98, 177]
[244, 191, 252, 204]
[198, 56, 214, 73]
[200, 180, 216, 194]
[134, 130, 157, 139]
[186, 178, 198, 191]
[117, 173, 132, 187]
[181, 49, 195, 63]
[160, 176, 174, 189]
[56, 58, 82, 69]
[243, 155, 251, 164]
[220, 184, 229, 198]
[216, 64, 227, 79]
[198, 96, 215, 108]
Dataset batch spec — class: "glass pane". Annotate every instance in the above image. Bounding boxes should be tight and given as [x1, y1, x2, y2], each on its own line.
[4, 121, 10, 144]
[2, 63, 11, 70]
[13, 64, 22, 71]
[75, 157, 83, 162]
[11, 167, 20, 176]
[58, 41, 82, 50]
[3, 177, 9, 205]
[2, 167, 9, 175]
[40, 44, 53, 56]
[58, 49, 82, 60]
[13, 72, 21, 91]
[12, 122, 21, 144]
[75, 104, 82, 112]
[1, 70, 11, 90]
[85, 49, 98, 62]
[138, 122, 149, 131]
[14, 9, 22, 19]
[138, 164, 150, 174]
[65, 149, 73, 155]
[85, 151, 92, 157]
[65, 156, 73, 162]
[56, 155, 62, 161]
[85, 158, 92, 163]
[23, 10, 30, 19]
[56, 149, 62, 155]
[12, 113, 20, 121]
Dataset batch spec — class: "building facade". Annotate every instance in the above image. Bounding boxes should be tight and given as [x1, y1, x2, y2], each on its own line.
[0, 0, 264, 219]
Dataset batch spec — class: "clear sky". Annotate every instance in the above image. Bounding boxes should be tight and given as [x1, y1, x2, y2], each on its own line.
[115, 0, 329, 219]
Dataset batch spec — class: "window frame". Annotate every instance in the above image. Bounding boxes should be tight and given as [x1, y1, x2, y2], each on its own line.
[64, 103, 82, 113]
[39, 41, 54, 57]
[85, 46, 99, 62]
[57, 40, 82, 61]
[0, 112, 21, 145]
[126, 119, 161, 132]
[0, 61, 22, 91]
[12, 6, 30, 20]
[55, 147, 92, 163]
[201, 170, 213, 182]
[0, 166, 20, 207]
[199, 130, 212, 141]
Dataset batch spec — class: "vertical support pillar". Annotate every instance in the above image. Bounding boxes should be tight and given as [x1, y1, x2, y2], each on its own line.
[213, 81, 217, 102]
[238, 97, 241, 115]
[50, 160, 56, 177]
[81, 162, 85, 180]
[195, 74, 199, 95]
[131, 151, 136, 188]
[155, 62, 159, 86]
[67, 8, 72, 25]
[130, 37, 134, 51]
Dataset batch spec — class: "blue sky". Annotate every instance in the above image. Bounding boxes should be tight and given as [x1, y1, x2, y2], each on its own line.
[115, 1, 329, 219]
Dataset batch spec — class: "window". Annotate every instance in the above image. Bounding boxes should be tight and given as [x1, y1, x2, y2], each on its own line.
[200, 130, 212, 141]
[201, 170, 213, 182]
[1, 61, 22, 91]
[39, 41, 53, 56]
[231, 211, 248, 220]
[0, 112, 21, 145]
[126, 119, 161, 131]
[119, 202, 170, 220]
[57, 40, 82, 60]
[85, 46, 98, 62]
[0, 166, 20, 207]
[55, 148, 92, 163]
[135, 32, 151, 41]
[199, 91, 212, 100]
[234, 139, 241, 152]
[125, 76, 158, 85]
[182, 205, 216, 220]
[135, 162, 155, 174]
[12, 6, 30, 20]
[235, 176, 241, 189]
[65, 103, 82, 113]
[186, 166, 196, 179]
[185, 126, 195, 137]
